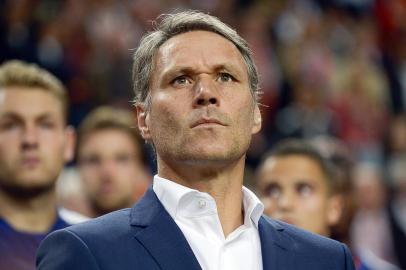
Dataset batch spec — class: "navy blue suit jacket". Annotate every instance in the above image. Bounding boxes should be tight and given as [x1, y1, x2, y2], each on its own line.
[37, 188, 355, 270]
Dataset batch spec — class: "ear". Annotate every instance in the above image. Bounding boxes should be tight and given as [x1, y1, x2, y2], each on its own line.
[63, 126, 76, 162]
[251, 104, 262, 134]
[136, 104, 152, 141]
[326, 194, 344, 227]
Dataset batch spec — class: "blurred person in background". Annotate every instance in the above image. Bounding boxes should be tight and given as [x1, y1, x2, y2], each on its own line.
[76, 106, 150, 217]
[0, 60, 86, 270]
[386, 155, 406, 270]
[255, 139, 343, 237]
[384, 113, 406, 270]
[308, 136, 356, 244]
[350, 161, 402, 270]
[385, 114, 406, 160]
[255, 138, 381, 269]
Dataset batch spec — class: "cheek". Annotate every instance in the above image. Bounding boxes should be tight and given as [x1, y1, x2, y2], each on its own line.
[261, 197, 273, 214]
[266, 198, 286, 217]
[116, 165, 137, 181]
[41, 133, 67, 155]
[0, 136, 19, 155]
[81, 168, 100, 184]
[300, 195, 327, 216]
[82, 168, 98, 179]
[235, 101, 256, 130]
[150, 103, 183, 133]
[83, 175, 101, 192]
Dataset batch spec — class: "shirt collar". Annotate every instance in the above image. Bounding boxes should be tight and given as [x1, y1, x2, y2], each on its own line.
[242, 186, 265, 228]
[153, 175, 200, 219]
[153, 175, 264, 228]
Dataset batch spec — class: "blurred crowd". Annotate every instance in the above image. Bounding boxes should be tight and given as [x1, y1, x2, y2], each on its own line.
[1, 0, 405, 269]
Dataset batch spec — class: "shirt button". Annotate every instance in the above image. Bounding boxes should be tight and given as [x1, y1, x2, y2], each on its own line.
[198, 200, 206, 208]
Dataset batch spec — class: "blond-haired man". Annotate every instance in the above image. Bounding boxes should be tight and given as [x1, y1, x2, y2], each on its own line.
[0, 60, 86, 270]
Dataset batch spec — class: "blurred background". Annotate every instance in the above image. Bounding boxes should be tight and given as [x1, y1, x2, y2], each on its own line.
[1, 0, 405, 269]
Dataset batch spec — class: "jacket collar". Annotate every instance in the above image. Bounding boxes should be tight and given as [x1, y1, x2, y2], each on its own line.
[259, 216, 295, 269]
[130, 187, 202, 270]
[130, 186, 294, 270]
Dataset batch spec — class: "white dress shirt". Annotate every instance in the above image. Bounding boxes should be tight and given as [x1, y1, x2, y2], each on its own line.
[153, 175, 264, 270]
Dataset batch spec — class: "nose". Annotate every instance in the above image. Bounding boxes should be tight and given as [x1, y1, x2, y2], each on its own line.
[21, 124, 39, 150]
[193, 76, 219, 107]
[277, 192, 295, 212]
[100, 159, 116, 178]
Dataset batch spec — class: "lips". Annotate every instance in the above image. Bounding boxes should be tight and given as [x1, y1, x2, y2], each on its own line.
[191, 118, 226, 128]
[21, 156, 41, 167]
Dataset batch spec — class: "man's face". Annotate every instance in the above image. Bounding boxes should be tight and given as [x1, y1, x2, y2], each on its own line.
[0, 87, 73, 196]
[257, 155, 340, 236]
[137, 31, 261, 168]
[78, 129, 148, 215]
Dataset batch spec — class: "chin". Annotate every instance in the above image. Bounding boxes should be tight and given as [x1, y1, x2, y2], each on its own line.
[180, 149, 238, 164]
[0, 180, 55, 198]
[94, 200, 130, 214]
[191, 142, 245, 159]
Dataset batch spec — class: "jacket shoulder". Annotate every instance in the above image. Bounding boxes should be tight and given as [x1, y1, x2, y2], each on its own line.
[263, 216, 343, 249]
[260, 216, 355, 270]
[65, 208, 132, 238]
[37, 208, 158, 270]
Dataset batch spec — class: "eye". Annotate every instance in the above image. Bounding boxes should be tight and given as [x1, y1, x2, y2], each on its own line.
[39, 120, 56, 129]
[81, 155, 101, 167]
[264, 183, 281, 199]
[115, 153, 132, 164]
[171, 75, 191, 87]
[0, 120, 19, 131]
[218, 73, 235, 83]
[296, 182, 313, 198]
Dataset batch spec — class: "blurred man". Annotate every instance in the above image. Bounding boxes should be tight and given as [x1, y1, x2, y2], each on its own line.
[76, 106, 150, 217]
[255, 139, 381, 270]
[256, 139, 343, 237]
[37, 11, 355, 270]
[351, 162, 402, 270]
[0, 60, 86, 270]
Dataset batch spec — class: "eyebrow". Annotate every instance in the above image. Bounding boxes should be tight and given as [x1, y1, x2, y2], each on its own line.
[0, 112, 23, 121]
[161, 63, 245, 82]
[0, 112, 58, 122]
[262, 181, 281, 190]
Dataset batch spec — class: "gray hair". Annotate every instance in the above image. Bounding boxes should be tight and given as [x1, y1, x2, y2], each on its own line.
[132, 10, 259, 107]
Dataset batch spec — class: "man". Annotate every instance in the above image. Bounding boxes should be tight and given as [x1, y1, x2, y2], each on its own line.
[37, 11, 355, 270]
[255, 139, 378, 270]
[0, 60, 86, 270]
[77, 106, 150, 217]
[255, 139, 344, 237]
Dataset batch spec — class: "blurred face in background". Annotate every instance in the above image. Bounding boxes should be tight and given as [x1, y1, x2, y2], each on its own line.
[352, 163, 386, 211]
[257, 155, 341, 236]
[78, 129, 148, 216]
[0, 87, 73, 197]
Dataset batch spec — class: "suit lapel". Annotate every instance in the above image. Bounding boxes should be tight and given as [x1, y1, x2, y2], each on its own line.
[130, 187, 202, 270]
[259, 216, 294, 270]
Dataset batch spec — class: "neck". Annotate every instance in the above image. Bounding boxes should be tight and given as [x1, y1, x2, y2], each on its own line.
[0, 188, 58, 233]
[157, 155, 246, 237]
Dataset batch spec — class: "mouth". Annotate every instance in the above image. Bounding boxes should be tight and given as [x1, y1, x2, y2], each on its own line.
[21, 157, 41, 168]
[191, 118, 226, 128]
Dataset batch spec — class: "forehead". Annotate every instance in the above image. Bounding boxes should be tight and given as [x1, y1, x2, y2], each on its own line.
[80, 129, 139, 153]
[154, 30, 247, 76]
[260, 155, 327, 186]
[0, 87, 64, 118]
